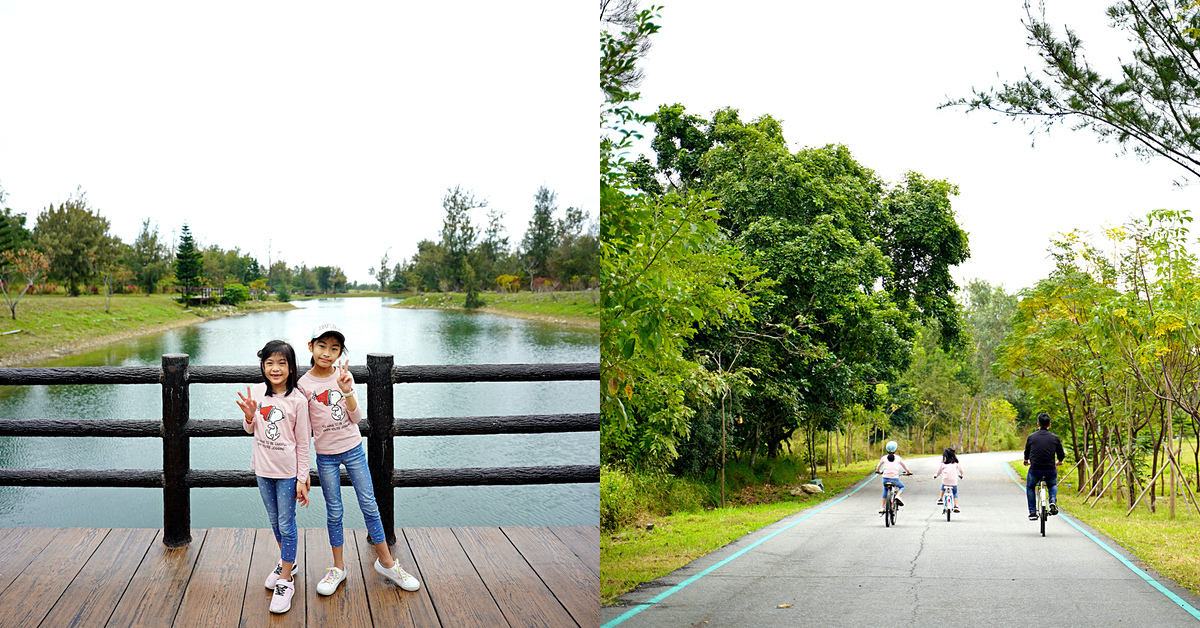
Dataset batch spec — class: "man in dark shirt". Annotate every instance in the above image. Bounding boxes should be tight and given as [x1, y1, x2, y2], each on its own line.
[1023, 412, 1066, 520]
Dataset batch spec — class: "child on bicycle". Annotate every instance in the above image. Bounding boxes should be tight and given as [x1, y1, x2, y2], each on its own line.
[934, 447, 963, 512]
[876, 440, 910, 514]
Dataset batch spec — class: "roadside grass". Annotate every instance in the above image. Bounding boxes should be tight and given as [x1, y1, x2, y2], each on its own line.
[601, 459, 878, 605]
[1009, 460, 1200, 599]
[391, 290, 600, 324]
[0, 294, 292, 364]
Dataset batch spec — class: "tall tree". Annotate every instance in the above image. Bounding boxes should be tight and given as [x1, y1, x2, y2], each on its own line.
[174, 224, 203, 305]
[0, 249, 49, 319]
[128, 219, 168, 295]
[947, 1, 1200, 180]
[521, 186, 558, 280]
[440, 186, 484, 291]
[34, 188, 119, 296]
[369, 249, 392, 292]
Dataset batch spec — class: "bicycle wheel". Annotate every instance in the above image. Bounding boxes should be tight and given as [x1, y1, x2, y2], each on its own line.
[946, 491, 952, 522]
[884, 490, 892, 528]
[1039, 485, 1047, 537]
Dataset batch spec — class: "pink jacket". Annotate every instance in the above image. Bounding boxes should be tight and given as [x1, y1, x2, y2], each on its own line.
[299, 371, 364, 455]
[876, 455, 909, 479]
[242, 383, 311, 483]
[935, 462, 963, 486]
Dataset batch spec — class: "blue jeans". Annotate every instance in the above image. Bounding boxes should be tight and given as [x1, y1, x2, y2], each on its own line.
[1026, 469, 1058, 514]
[256, 476, 298, 563]
[317, 443, 386, 548]
[881, 478, 905, 497]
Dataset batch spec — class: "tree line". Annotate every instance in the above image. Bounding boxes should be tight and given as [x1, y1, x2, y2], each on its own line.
[0, 180, 599, 319]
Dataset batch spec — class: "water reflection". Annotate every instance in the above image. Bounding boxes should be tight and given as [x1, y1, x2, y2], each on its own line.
[0, 298, 599, 528]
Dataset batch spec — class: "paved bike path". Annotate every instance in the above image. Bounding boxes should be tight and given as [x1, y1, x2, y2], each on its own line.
[602, 451, 1200, 627]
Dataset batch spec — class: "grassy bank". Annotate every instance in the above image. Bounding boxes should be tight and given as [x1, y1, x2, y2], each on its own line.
[0, 294, 295, 366]
[1009, 460, 1200, 598]
[390, 290, 600, 328]
[601, 458, 879, 604]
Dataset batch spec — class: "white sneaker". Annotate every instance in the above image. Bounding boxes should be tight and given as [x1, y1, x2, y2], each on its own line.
[316, 567, 346, 596]
[374, 559, 420, 591]
[265, 560, 299, 589]
[269, 579, 295, 613]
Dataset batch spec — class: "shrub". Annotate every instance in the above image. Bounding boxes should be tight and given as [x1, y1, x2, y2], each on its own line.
[221, 283, 250, 305]
[600, 466, 711, 532]
[275, 286, 292, 302]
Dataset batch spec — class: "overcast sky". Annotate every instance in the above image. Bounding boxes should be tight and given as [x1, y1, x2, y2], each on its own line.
[628, 1, 1200, 294]
[0, 1, 593, 284]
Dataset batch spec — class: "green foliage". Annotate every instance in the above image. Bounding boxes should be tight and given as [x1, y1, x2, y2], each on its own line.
[127, 219, 168, 295]
[600, 466, 709, 532]
[440, 186, 483, 291]
[173, 224, 202, 300]
[274, 284, 292, 302]
[221, 283, 250, 305]
[34, 189, 120, 297]
[947, 1, 1200, 181]
[520, 186, 558, 279]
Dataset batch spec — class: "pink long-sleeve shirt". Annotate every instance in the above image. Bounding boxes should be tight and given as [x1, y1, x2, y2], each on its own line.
[876, 455, 909, 478]
[935, 462, 963, 486]
[242, 383, 311, 483]
[298, 370, 364, 455]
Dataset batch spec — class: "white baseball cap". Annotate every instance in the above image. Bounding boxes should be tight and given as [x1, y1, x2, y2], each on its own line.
[310, 322, 346, 344]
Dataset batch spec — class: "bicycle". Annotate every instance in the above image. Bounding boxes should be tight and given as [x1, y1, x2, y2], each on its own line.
[877, 471, 912, 528]
[941, 484, 956, 522]
[1034, 477, 1050, 537]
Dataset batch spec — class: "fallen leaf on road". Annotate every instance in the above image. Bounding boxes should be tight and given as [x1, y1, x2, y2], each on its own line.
[777, 604, 792, 608]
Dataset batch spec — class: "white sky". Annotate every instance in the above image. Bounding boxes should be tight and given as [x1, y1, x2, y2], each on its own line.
[0, 1, 593, 284]
[629, 1, 1200, 294]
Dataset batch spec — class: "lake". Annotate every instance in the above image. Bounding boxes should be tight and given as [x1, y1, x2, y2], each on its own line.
[0, 297, 599, 529]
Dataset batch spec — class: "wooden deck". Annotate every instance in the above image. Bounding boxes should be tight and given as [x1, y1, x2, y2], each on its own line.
[0, 526, 598, 627]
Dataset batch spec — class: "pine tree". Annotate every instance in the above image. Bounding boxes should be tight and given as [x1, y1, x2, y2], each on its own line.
[174, 224, 202, 306]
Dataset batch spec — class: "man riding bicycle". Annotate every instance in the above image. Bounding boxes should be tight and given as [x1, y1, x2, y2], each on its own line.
[1023, 412, 1065, 521]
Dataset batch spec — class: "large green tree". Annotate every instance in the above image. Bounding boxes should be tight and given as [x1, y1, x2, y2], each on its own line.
[520, 186, 558, 280]
[128, 219, 169, 295]
[174, 224, 202, 303]
[440, 186, 483, 292]
[34, 189, 119, 296]
[948, 1, 1200, 180]
[645, 105, 970, 466]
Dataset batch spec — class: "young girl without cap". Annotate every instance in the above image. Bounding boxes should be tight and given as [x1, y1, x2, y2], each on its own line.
[236, 340, 311, 614]
[300, 322, 421, 596]
[934, 447, 964, 512]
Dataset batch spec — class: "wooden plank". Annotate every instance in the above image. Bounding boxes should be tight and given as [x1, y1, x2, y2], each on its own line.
[455, 527, 577, 628]
[0, 527, 108, 628]
[38, 528, 158, 628]
[239, 528, 306, 628]
[502, 526, 598, 628]
[0, 528, 56, 593]
[174, 527, 256, 627]
[405, 526, 508, 628]
[548, 527, 599, 578]
[106, 529, 205, 628]
[305, 526, 373, 627]
[357, 528, 440, 628]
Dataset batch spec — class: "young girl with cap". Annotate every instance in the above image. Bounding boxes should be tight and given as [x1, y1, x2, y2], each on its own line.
[299, 322, 421, 596]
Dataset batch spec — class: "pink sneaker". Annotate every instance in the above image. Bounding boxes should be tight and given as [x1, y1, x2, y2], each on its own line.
[264, 560, 298, 589]
[270, 579, 295, 614]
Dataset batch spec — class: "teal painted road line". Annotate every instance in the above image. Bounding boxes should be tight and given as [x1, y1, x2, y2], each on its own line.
[602, 473, 879, 628]
[1001, 462, 1200, 622]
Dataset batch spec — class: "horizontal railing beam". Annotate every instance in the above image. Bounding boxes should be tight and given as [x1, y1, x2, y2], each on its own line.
[391, 413, 600, 436]
[392, 363, 599, 383]
[0, 366, 161, 385]
[0, 468, 162, 487]
[393, 464, 599, 487]
[0, 419, 162, 437]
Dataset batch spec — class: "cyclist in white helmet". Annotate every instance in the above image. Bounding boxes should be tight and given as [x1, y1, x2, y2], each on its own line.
[876, 440, 911, 514]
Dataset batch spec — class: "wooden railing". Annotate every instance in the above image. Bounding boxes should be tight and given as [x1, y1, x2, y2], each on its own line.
[0, 353, 600, 547]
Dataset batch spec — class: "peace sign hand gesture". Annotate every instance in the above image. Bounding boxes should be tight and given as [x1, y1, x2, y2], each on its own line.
[336, 360, 354, 394]
[236, 386, 256, 423]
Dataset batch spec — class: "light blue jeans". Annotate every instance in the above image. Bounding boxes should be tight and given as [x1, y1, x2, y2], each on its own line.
[317, 443, 386, 548]
[256, 476, 298, 562]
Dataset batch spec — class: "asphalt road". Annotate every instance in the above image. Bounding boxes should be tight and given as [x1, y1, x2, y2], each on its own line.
[602, 451, 1200, 627]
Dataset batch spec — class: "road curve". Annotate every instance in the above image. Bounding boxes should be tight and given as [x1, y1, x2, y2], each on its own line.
[602, 451, 1200, 627]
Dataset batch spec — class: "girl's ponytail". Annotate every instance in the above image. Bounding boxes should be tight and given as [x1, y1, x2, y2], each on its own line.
[887, 452, 895, 462]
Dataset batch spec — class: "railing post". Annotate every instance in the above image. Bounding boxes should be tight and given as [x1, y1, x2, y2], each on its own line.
[367, 353, 396, 546]
[162, 353, 191, 547]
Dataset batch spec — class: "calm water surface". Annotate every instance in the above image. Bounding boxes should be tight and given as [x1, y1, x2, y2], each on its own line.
[0, 298, 599, 529]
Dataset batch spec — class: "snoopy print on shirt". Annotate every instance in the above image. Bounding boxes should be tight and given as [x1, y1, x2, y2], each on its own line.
[311, 389, 346, 422]
[258, 405, 286, 440]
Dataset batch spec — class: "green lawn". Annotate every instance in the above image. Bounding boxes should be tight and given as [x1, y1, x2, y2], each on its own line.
[391, 290, 600, 325]
[0, 294, 292, 365]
